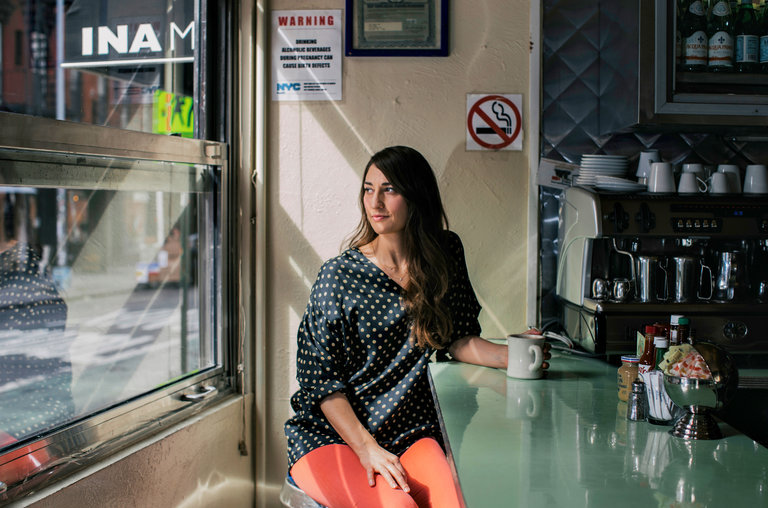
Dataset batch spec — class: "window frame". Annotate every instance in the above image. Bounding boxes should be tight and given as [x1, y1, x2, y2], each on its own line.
[0, 112, 237, 503]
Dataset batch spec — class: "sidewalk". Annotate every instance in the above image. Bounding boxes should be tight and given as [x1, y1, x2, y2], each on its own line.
[56, 266, 148, 303]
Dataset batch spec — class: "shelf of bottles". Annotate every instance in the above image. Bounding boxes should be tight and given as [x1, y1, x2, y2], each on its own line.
[677, 0, 768, 95]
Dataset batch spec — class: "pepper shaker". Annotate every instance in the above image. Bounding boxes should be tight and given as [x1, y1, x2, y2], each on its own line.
[626, 378, 648, 421]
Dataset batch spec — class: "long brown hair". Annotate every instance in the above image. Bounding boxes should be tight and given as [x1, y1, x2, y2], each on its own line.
[347, 146, 453, 349]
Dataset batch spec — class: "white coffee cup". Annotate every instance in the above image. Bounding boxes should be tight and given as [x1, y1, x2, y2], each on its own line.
[678, 172, 707, 194]
[507, 334, 546, 379]
[717, 164, 742, 193]
[647, 162, 676, 193]
[709, 172, 730, 194]
[637, 150, 661, 181]
[682, 163, 704, 175]
[744, 164, 768, 194]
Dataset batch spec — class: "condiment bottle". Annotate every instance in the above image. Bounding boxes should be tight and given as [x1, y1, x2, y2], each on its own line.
[638, 329, 657, 374]
[677, 317, 691, 345]
[669, 314, 684, 346]
[637, 324, 656, 358]
[617, 355, 640, 402]
[654, 336, 669, 370]
[653, 322, 669, 339]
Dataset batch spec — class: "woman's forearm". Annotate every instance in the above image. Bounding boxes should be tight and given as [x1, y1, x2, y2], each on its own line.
[319, 392, 377, 454]
[447, 335, 507, 369]
[320, 391, 410, 490]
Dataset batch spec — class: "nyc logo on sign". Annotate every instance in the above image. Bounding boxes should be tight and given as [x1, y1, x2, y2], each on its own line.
[276, 82, 301, 93]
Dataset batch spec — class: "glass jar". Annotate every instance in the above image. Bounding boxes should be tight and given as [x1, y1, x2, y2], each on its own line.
[618, 355, 640, 401]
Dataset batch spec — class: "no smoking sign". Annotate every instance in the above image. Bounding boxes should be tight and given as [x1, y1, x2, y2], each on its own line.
[466, 94, 523, 151]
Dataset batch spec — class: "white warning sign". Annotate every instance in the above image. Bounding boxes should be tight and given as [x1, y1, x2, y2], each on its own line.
[271, 10, 342, 101]
[466, 94, 523, 151]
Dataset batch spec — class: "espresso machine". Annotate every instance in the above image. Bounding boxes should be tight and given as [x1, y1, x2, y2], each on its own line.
[556, 186, 768, 357]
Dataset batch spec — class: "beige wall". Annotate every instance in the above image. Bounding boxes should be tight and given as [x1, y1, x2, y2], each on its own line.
[26, 397, 253, 508]
[265, 0, 534, 501]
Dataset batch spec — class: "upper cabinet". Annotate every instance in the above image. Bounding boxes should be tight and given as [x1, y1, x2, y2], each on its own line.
[598, 0, 768, 133]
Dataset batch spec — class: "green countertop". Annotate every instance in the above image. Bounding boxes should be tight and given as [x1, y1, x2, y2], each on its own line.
[428, 352, 768, 508]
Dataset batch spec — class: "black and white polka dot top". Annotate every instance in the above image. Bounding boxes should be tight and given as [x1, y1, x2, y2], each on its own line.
[284, 230, 481, 468]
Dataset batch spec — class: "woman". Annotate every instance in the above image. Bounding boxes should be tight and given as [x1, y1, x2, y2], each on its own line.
[284, 146, 550, 508]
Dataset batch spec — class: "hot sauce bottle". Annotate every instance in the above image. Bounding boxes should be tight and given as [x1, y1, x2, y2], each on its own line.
[638, 325, 657, 374]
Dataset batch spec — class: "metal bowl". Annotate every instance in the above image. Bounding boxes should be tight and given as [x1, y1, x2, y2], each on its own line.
[662, 342, 738, 440]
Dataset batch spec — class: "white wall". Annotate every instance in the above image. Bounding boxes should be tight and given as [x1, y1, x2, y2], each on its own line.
[265, 0, 533, 501]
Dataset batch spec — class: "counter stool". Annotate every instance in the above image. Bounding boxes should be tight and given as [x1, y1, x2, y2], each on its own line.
[279, 475, 327, 508]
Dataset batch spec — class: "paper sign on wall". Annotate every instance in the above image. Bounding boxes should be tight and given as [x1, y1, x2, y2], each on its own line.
[466, 94, 523, 151]
[271, 10, 342, 101]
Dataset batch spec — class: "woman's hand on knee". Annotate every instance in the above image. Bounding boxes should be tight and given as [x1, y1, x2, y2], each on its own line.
[359, 442, 410, 493]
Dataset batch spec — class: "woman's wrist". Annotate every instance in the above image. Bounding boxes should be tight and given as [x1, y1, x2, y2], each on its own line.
[346, 430, 378, 455]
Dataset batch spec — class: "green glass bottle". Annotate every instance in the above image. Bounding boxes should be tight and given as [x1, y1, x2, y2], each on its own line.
[735, 0, 760, 72]
[676, 1, 683, 70]
[681, 0, 709, 71]
[760, 2, 768, 71]
[708, 0, 735, 71]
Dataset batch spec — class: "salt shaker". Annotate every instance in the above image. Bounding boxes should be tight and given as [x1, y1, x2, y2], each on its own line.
[626, 379, 647, 421]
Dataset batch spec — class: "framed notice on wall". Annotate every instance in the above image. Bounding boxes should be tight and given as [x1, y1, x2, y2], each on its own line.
[345, 0, 449, 56]
[271, 10, 343, 101]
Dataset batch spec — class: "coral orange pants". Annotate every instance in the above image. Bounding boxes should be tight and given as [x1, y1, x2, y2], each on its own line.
[290, 437, 463, 508]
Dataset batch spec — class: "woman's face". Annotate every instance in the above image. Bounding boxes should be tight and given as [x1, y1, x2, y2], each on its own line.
[363, 164, 408, 236]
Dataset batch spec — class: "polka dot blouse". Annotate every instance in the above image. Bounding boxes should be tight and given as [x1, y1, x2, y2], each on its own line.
[285, 231, 481, 468]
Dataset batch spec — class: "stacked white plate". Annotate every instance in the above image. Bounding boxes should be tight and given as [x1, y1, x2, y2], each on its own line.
[574, 155, 643, 192]
[593, 175, 647, 192]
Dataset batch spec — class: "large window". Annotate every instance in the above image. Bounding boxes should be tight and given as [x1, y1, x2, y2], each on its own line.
[0, 0, 233, 502]
[1, 0, 199, 137]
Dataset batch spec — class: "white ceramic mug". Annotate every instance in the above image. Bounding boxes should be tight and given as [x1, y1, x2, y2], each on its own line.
[647, 162, 676, 193]
[637, 150, 661, 181]
[507, 334, 545, 379]
[709, 172, 730, 194]
[717, 164, 742, 193]
[744, 164, 768, 194]
[678, 172, 707, 194]
[682, 163, 704, 175]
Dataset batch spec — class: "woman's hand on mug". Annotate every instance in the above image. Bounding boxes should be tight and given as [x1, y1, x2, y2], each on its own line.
[541, 342, 552, 370]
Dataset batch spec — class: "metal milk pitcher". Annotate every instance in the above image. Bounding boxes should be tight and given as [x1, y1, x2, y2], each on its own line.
[670, 256, 712, 302]
[670, 256, 694, 303]
[635, 255, 668, 302]
[714, 250, 748, 302]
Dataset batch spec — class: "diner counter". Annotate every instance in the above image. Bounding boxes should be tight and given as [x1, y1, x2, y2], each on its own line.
[428, 351, 768, 508]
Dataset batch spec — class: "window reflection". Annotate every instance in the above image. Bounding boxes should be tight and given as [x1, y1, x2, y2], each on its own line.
[0, 153, 220, 450]
[1, 0, 195, 136]
[0, 188, 74, 440]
